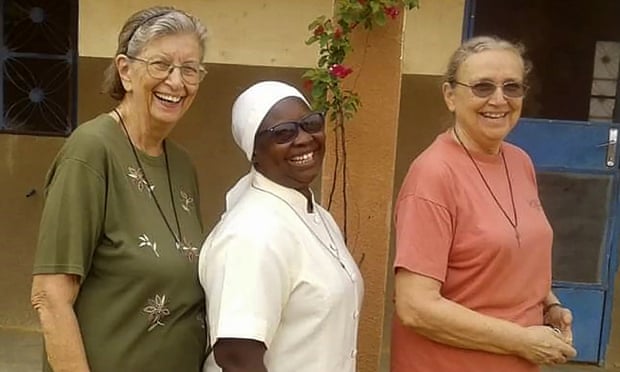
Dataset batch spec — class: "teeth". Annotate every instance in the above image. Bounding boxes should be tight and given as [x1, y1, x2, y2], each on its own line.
[482, 112, 506, 119]
[154, 93, 182, 103]
[291, 152, 314, 164]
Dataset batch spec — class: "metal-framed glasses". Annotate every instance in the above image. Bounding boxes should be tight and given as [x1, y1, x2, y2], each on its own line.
[127, 55, 207, 85]
[257, 112, 325, 144]
[453, 81, 528, 98]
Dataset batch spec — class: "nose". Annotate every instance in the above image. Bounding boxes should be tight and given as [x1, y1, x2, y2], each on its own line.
[488, 85, 508, 104]
[164, 66, 184, 88]
[293, 126, 314, 145]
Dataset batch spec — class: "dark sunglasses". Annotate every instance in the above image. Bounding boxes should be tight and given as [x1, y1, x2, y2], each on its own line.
[257, 112, 325, 144]
[454, 81, 528, 98]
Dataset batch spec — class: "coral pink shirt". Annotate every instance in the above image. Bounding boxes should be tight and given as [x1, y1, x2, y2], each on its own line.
[392, 131, 552, 372]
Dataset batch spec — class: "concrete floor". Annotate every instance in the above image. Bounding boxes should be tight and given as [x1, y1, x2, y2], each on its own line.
[0, 328, 617, 372]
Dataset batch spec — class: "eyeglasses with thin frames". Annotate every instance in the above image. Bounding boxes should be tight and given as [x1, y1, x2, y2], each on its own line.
[126, 55, 207, 85]
[256, 112, 325, 144]
[453, 81, 528, 98]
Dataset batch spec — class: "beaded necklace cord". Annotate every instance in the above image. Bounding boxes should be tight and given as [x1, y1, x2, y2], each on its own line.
[453, 127, 520, 247]
[113, 108, 184, 250]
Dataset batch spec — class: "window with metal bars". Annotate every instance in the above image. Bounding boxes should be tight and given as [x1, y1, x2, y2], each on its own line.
[589, 41, 620, 123]
[1, 0, 78, 136]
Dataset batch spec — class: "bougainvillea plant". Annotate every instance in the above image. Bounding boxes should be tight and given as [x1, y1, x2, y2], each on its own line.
[303, 0, 419, 122]
[302, 0, 419, 245]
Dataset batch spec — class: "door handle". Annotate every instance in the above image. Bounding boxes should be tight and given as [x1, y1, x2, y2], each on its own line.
[601, 128, 618, 167]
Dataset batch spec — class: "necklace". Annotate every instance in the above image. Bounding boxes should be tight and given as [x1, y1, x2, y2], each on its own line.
[316, 209, 341, 259]
[251, 184, 348, 269]
[114, 109, 196, 260]
[452, 127, 520, 247]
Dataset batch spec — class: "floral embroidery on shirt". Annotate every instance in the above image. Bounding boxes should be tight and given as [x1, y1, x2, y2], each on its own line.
[176, 238, 200, 262]
[180, 189, 194, 213]
[128, 167, 154, 193]
[138, 234, 159, 257]
[143, 294, 170, 332]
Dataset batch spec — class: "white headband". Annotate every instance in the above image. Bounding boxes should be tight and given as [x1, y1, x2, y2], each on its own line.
[225, 81, 310, 210]
[231, 81, 309, 161]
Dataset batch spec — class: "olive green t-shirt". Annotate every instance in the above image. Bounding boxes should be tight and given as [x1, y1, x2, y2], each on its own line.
[34, 114, 207, 371]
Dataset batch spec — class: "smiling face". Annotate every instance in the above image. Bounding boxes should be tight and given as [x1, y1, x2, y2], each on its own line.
[253, 97, 326, 192]
[120, 32, 202, 126]
[443, 49, 525, 153]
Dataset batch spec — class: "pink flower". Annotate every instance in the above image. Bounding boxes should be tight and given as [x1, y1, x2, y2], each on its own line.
[329, 64, 353, 79]
[384, 6, 400, 19]
[334, 27, 343, 39]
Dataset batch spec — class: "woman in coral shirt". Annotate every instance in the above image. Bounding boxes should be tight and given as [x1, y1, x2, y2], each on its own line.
[392, 36, 577, 372]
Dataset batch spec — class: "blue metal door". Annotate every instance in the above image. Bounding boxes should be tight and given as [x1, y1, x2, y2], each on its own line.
[507, 120, 620, 363]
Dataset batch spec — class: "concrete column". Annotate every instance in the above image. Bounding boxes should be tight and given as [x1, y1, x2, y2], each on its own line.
[320, 8, 405, 372]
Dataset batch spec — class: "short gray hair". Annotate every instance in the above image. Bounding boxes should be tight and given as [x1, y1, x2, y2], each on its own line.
[443, 35, 532, 85]
[102, 6, 208, 100]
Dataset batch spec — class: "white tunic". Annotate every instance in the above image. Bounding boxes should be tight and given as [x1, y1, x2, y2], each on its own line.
[199, 171, 363, 372]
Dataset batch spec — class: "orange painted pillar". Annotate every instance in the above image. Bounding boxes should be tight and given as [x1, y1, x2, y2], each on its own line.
[320, 7, 405, 372]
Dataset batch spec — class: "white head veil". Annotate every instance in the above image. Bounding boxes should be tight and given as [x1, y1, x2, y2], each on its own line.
[226, 81, 309, 210]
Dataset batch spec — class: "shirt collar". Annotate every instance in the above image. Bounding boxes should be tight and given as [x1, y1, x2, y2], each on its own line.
[251, 169, 316, 213]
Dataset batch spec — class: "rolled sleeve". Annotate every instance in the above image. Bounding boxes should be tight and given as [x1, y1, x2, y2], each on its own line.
[203, 227, 293, 348]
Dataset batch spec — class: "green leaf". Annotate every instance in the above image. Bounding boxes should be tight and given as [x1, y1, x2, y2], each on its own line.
[369, 1, 381, 13]
[403, 0, 420, 10]
[375, 11, 387, 26]
[318, 55, 329, 68]
[308, 15, 326, 30]
[305, 35, 319, 45]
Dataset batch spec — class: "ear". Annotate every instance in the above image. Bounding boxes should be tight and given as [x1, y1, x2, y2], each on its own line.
[442, 82, 456, 113]
[115, 54, 133, 93]
[251, 152, 263, 171]
[250, 148, 259, 164]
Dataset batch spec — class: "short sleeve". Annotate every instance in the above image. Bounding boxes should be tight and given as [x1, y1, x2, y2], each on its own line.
[33, 158, 106, 280]
[393, 155, 455, 283]
[394, 195, 454, 282]
[201, 225, 293, 348]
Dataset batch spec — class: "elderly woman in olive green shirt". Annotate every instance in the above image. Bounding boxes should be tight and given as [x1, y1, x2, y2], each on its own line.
[31, 6, 209, 371]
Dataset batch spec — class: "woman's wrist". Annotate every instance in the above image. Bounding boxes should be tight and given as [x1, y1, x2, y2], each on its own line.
[543, 302, 563, 315]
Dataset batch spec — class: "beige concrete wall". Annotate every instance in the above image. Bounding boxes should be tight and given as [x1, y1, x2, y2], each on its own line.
[0, 136, 64, 329]
[79, 0, 331, 67]
[402, 0, 465, 75]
